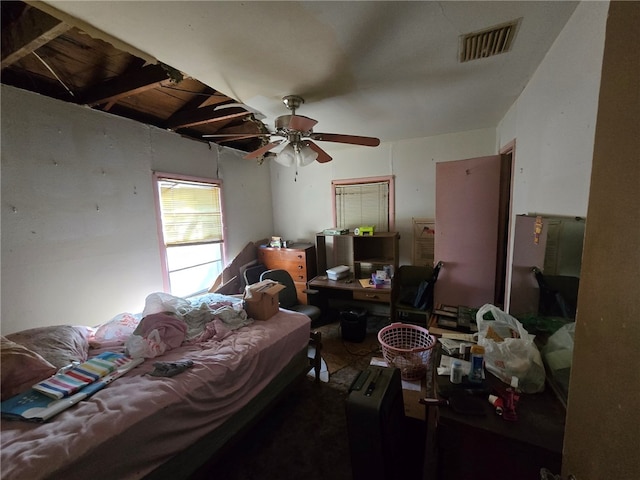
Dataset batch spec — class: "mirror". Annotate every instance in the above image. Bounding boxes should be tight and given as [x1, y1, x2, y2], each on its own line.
[509, 215, 585, 408]
[509, 214, 585, 319]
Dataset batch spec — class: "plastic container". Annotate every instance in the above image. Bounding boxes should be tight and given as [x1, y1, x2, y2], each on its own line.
[450, 360, 463, 384]
[378, 322, 436, 381]
[468, 345, 485, 384]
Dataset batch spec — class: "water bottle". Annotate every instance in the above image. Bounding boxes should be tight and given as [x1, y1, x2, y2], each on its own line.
[450, 360, 463, 384]
[468, 345, 485, 383]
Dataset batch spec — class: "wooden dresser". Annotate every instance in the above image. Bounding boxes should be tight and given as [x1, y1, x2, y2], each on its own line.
[258, 243, 317, 304]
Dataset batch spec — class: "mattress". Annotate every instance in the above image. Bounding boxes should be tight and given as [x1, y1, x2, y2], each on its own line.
[0, 308, 311, 480]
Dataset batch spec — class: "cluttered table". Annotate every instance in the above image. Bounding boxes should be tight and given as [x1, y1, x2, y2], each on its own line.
[308, 275, 393, 304]
[422, 310, 567, 480]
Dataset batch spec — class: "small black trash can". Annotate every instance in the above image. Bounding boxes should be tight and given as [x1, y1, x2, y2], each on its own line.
[340, 308, 368, 343]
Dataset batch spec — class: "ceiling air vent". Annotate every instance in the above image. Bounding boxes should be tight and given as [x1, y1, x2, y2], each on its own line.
[459, 18, 521, 62]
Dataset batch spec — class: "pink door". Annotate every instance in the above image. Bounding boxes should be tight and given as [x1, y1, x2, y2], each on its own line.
[434, 155, 503, 308]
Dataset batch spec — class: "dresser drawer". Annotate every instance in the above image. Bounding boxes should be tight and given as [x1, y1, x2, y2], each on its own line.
[353, 289, 391, 303]
[282, 257, 307, 277]
[259, 248, 306, 264]
[259, 245, 316, 283]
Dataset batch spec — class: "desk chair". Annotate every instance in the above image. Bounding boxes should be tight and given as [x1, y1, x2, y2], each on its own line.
[243, 264, 268, 287]
[260, 269, 322, 323]
[532, 267, 579, 318]
[393, 262, 443, 326]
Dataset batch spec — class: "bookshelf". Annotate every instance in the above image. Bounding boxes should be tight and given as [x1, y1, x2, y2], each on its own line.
[315, 232, 399, 279]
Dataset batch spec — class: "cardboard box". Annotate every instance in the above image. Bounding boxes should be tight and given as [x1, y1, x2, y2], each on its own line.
[403, 386, 426, 420]
[243, 280, 286, 320]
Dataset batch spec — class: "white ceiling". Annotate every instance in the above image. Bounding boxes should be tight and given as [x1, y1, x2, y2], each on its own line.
[45, 1, 579, 143]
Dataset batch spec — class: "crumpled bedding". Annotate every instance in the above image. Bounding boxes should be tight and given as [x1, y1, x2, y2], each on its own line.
[100, 292, 253, 359]
[133, 312, 187, 348]
[0, 306, 311, 480]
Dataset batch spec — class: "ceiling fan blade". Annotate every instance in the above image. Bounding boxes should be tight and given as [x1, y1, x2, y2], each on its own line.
[244, 140, 283, 159]
[306, 141, 332, 163]
[287, 115, 318, 132]
[310, 133, 380, 147]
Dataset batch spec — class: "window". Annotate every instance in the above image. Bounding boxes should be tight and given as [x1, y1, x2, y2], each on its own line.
[333, 176, 395, 232]
[329, 176, 395, 267]
[154, 173, 225, 297]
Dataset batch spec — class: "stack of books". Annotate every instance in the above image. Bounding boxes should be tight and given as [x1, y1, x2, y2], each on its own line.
[431, 305, 479, 333]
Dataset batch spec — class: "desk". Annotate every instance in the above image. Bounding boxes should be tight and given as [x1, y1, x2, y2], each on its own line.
[307, 276, 393, 318]
[424, 348, 565, 480]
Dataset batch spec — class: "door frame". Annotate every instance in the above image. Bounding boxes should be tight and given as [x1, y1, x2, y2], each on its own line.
[499, 140, 516, 311]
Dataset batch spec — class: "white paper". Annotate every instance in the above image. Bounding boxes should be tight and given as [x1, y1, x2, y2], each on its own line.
[437, 354, 472, 376]
[369, 357, 388, 367]
[401, 379, 422, 391]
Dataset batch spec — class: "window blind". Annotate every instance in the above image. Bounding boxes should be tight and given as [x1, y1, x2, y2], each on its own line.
[335, 182, 389, 231]
[159, 180, 223, 245]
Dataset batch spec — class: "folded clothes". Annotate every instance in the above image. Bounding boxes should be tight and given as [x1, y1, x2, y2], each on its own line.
[148, 360, 194, 377]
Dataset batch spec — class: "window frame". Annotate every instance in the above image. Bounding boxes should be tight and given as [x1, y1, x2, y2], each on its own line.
[331, 175, 396, 232]
[152, 171, 226, 295]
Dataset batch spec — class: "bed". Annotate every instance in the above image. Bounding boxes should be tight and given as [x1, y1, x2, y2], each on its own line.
[0, 292, 319, 480]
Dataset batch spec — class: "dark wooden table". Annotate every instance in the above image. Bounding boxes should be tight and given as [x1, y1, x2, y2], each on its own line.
[423, 347, 566, 480]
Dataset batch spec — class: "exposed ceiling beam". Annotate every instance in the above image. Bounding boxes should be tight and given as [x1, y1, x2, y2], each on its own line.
[1, 6, 72, 69]
[203, 121, 268, 142]
[197, 90, 236, 109]
[166, 105, 252, 130]
[168, 86, 232, 115]
[80, 63, 175, 107]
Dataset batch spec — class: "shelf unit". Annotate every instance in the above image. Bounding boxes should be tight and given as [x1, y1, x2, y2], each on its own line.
[315, 232, 399, 279]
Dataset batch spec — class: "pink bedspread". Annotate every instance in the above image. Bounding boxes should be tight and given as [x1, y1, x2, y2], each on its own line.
[0, 309, 311, 480]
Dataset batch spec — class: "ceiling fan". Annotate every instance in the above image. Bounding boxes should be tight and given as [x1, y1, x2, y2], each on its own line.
[203, 95, 380, 166]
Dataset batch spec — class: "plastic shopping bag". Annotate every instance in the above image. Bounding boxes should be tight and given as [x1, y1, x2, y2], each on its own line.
[476, 304, 546, 393]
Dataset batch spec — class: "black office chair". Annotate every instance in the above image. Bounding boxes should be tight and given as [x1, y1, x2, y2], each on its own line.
[393, 262, 443, 325]
[243, 264, 268, 287]
[532, 267, 579, 318]
[259, 269, 322, 322]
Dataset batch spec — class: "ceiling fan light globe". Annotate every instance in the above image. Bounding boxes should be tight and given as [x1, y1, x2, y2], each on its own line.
[274, 144, 295, 167]
[298, 146, 318, 167]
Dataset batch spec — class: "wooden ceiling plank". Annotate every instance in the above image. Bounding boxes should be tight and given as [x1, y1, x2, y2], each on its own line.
[166, 85, 219, 114]
[166, 105, 251, 130]
[210, 134, 265, 143]
[1, 7, 72, 69]
[217, 124, 264, 135]
[80, 63, 174, 107]
[199, 92, 235, 109]
[202, 121, 268, 140]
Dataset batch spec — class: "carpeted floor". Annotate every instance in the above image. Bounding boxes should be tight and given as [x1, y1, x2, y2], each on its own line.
[189, 316, 426, 480]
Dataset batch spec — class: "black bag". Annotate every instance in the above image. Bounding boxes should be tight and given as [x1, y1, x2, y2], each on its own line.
[412, 262, 443, 311]
[412, 280, 432, 310]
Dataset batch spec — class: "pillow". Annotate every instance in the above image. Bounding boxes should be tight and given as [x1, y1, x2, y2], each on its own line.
[1, 336, 57, 401]
[93, 312, 140, 345]
[6, 325, 90, 369]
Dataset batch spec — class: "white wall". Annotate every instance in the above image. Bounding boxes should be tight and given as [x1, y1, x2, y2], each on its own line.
[1, 85, 273, 334]
[270, 128, 497, 266]
[497, 1, 608, 310]
[497, 1, 608, 218]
